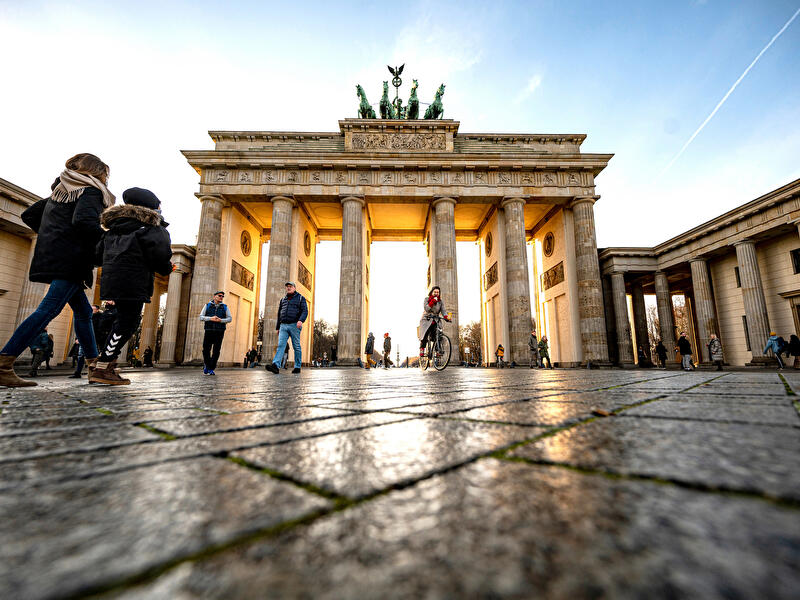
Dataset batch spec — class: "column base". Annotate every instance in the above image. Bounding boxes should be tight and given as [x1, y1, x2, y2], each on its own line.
[155, 362, 175, 369]
[616, 361, 637, 369]
[745, 356, 781, 367]
[581, 360, 613, 369]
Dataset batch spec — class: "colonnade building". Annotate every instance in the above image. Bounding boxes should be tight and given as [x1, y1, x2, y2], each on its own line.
[3, 133, 799, 368]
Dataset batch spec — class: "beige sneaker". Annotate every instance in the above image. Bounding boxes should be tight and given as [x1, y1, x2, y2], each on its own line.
[88, 360, 130, 385]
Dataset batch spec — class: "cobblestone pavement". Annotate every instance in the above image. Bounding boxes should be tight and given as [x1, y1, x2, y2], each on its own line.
[2, 368, 799, 599]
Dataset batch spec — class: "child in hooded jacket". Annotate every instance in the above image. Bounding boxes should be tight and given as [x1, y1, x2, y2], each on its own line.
[90, 188, 173, 385]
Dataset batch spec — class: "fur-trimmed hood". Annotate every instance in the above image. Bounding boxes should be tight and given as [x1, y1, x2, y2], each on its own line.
[101, 204, 164, 228]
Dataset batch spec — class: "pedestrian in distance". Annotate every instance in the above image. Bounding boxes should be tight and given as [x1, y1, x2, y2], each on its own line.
[364, 332, 376, 368]
[495, 344, 505, 368]
[655, 340, 668, 369]
[707, 334, 724, 371]
[199, 291, 232, 376]
[763, 332, 785, 369]
[143, 346, 153, 367]
[528, 329, 540, 368]
[68, 339, 79, 368]
[90, 187, 173, 385]
[788, 334, 800, 369]
[27, 329, 51, 377]
[637, 345, 647, 367]
[383, 333, 393, 368]
[266, 282, 308, 374]
[0, 153, 113, 388]
[676, 332, 694, 371]
[418, 285, 451, 358]
[44, 333, 54, 369]
[538, 336, 553, 369]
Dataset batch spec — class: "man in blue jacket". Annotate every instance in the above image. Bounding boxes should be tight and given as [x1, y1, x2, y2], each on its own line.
[199, 291, 232, 375]
[266, 281, 308, 374]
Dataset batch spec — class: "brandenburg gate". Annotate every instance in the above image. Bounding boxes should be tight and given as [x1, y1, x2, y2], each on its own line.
[174, 116, 613, 367]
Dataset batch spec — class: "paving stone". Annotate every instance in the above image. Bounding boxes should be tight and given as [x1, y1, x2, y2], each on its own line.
[510, 416, 800, 500]
[145, 405, 359, 436]
[115, 460, 800, 600]
[453, 398, 623, 426]
[234, 418, 543, 497]
[0, 423, 159, 460]
[0, 411, 412, 489]
[623, 399, 800, 426]
[0, 457, 330, 600]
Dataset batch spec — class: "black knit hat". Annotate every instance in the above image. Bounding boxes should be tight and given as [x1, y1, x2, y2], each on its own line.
[122, 187, 160, 210]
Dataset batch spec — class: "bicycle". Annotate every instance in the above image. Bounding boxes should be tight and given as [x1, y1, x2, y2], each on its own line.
[419, 315, 452, 371]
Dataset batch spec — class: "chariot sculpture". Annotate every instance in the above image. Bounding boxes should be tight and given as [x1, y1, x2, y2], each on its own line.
[356, 65, 444, 120]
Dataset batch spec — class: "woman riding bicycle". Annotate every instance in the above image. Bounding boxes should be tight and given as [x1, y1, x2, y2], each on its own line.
[418, 285, 451, 357]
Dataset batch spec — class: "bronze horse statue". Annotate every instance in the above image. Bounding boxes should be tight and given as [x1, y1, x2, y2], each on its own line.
[356, 84, 377, 119]
[379, 81, 397, 119]
[406, 79, 420, 119]
[424, 84, 445, 120]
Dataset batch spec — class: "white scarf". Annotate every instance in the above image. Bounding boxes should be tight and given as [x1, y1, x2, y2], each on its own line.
[51, 168, 116, 208]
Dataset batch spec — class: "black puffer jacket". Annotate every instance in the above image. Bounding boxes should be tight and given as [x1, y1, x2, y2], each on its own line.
[95, 204, 173, 302]
[275, 292, 308, 329]
[21, 179, 105, 287]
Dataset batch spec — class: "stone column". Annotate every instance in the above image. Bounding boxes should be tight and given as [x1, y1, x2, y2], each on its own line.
[734, 239, 772, 364]
[689, 258, 717, 363]
[571, 197, 610, 364]
[433, 197, 460, 358]
[654, 271, 677, 362]
[138, 288, 161, 356]
[184, 195, 224, 363]
[337, 196, 365, 365]
[262, 196, 296, 356]
[602, 276, 618, 365]
[630, 281, 651, 365]
[158, 268, 184, 366]
[610, 271, 634, 366]
[500, 197, 532, 364]
[13, 237, 47, 361]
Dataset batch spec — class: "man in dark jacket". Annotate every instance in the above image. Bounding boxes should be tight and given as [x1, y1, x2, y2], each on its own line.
[676, 332, 694, 371]
[200, 291, 232, 375]
[27, 329, 51, 377]
[90, 188, 173, 385]
[0, 153, 111, 387]
[266, 282, 308, 374]
[383, 333, 393, 368]
[364, 332, 376, 369]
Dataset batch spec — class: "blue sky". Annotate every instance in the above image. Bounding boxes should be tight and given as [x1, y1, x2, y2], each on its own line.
[2, 0, 799, 356]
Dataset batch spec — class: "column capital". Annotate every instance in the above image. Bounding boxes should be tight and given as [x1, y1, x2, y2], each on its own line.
[271, 195, 296, 207]
[339, 195, 365, 207]
[689, 256, 708, 264]
[500, 196, 528, 209]
[196, 194, 225, 206]
[568, 195, 599, 209]
[732, 238, 756, 247]
[432, 196, 457, 209]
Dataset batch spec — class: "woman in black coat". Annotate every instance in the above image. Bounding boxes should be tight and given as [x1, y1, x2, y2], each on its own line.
[90, 188, 172, 385]
[0, 153, 114, 388]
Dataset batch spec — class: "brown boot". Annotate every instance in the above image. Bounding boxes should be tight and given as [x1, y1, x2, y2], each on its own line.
[0, 354, 37, 388]
[88, 360, 130, 385]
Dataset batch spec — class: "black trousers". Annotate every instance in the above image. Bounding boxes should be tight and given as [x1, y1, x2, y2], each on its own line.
[420, 322, 436, 349]
[98, 300, 144, 362]
[203, 330, 225, 370]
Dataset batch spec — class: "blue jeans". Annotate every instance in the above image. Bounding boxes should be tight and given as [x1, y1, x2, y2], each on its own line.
[273, 323, 301, 368]
[1, 279, 98, 359]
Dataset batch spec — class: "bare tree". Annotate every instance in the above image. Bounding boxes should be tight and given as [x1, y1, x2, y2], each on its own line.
[673, 295, 690, 339]
[646, 304, 660, 354]
[459, 321, 482, 365]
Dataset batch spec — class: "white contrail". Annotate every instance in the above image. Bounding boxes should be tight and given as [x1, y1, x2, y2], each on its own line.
[656, 6, 800, 180]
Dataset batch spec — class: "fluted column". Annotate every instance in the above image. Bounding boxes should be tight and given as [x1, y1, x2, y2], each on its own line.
[337, 196, 365, 365]
[570, 197, 610, 364]
[500, 197, 532, 364]
[433, 197, 460, 357]
[689, 258, 717, 363]
[654, 271, 677, 362]
[184, 195, 224, 363]
[734, 240, 772, 364]
[13, 237, 47, 360]
[611, 271, 634, 366]
[630, 281, 651, 365]
[157, 268, 184, 366]
[262, 196, 296, 355]
[138, 286, 161, 355]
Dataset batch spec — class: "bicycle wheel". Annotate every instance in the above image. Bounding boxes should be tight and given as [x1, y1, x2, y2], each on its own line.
[432, 334, 451, 371]
[420, 340, 432, 371]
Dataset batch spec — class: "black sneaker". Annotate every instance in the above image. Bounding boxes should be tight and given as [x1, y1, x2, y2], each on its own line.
[292, 367, 300, 374]
[265, 363, 279, 374]
[68, 373, 81, 379]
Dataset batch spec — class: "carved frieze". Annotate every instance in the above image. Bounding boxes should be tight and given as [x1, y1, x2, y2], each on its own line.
[297, 260, 312, 291]
[541, 261, 564, 291]
[350, 132, 446, 151]
[231, 260, 254, 291]
[484, 261, 498, 290]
